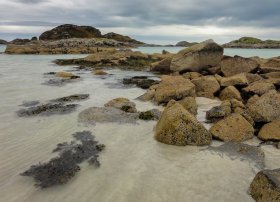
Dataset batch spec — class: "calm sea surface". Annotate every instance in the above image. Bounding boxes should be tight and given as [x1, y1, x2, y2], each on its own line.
[0, 44, 279, 202]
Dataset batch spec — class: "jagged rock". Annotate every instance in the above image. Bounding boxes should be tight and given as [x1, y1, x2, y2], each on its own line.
[139, 109, 161, 120]
[21, 131, 105, 188]
[220, 73, 249, 87]
[51, 94, 89, 102]
[123, 76, 158, 89]
[219, 86, 242, 101]
[191, 76, 220, 98]
[258, 120, 280, 141]
[210, 113, 254, 142]
[242, 80, 275, 98]
[206, 100, 232, 122]
[39, 24, 102, 40]
[170, 39, 223, 73]
[78, 107, 139, 124]
[104, 98, 137, 113]
[150, 57, 172, 73]
[250, 169, 280, 201]
[149, 75, 195, 104]
[247, 90, 280, 122]
[177, 97, 197, 115]
[155, 101, 212, 146]
[221, 55, 259, 77]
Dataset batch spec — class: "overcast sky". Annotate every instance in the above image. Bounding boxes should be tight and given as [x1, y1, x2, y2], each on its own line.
[0, 0, 279, 44]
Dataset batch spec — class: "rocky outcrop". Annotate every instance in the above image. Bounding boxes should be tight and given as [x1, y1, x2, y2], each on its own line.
[175, 41, 198, 47]
[150, 57, 172, 73]
[170, 39, 223, 73]
[191, 76, 220, 98]
[104, 98, 137, 113]
[148, 75, 196, 104]
[247, 90, 280, 122]
[103, 32, 143, 44]
[220, 73, 249, 87]
[177, 97, 197, 115]
[258, 120, 280, 141]
[51, 94, 89, 102]
[223, 37, 280, 49]
[250, 169, 280, 201]
[209, 113, 254, 142]
[0, 39, 8, 44]
[9, 38, 31, 45]
[39, 24, 102, 40]
[155, 101, 212, 146]
[182, 72, 202, 80]
[220, 56, 259, 77]
[219, 86, 242, 101]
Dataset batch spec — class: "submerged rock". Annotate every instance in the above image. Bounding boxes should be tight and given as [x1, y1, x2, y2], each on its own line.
[208, 142, 264, 169]
[139, 109, 161, 120]
[51, 94, 89, 103]
[155, 101, 212, 146]
[104, 98, 137, 113]
[17, 103, 78, 117]
[123, 76, 158, 89]
[21, 131, 105, 188]
[250, 169, 280, 201]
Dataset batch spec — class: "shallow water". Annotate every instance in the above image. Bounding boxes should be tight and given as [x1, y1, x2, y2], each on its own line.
[0, 49, 280, 202]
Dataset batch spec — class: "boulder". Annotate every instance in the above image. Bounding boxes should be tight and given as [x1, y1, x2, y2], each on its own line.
[247, 90, 280, 122]
[250, 169, 280, 201]
[260, 57, 280, 73]
[219, 86, 242, 101]
[155, 101, 212, 146]
[221, 55, 259, 77]
[209, 113, 254, 142]
[191, 76, 220, 98]
[246, 73, 263, 83]
[0, 39, 8, 44]
[104, 98, 137, 113]
[170, 39, 223, 73]
[150, 57, 172, 73]
[177, 97, 197, 115]
[220, 73, 249, 87]
[258, 120, 280, 141]
[242, 80, 275, 96]
[152, 75, 196, 104]
[182, 72, 202, 80]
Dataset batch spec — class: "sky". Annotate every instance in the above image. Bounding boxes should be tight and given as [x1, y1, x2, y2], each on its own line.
[0, 0, 279, 44]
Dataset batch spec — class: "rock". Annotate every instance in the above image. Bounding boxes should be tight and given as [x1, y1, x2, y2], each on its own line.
[247, 90, 280, 122]
[39, 24, 102, 40]
[191, 76, 220, 98]
[230, 98, 245, 110]
[220, 73, 249, 87]
[51, 94, 89, 102]
[258, 120, 280, 141]
[123, 76, 158, 89]
[152, 75, 196, 104]
[261, 72, 280, 85]
[10, 38, 31, 45]
[220, 55, 259, 77]
[103, 32, 143, 44]
[250, 169, 280, 201]
[17, 103, 78, 117]
[260, 57, 280, 73]
[242, 80, 275, 98]
[177, 97, 197, 115]
[182, 72, 202, 80]
[137, 89, 155, 101]
[155, 101, 212, 146]
[208, 142, 264, 169]
[219, 86, 242, 101]
[0, 39, 8, 45]
[94, 69, 108, 75]
[55, 71, 79, 79]
[104, 98, 137, 113]
[78, 107, 139, 124]
[175, 41, 198, 47]
[139, 109, 161, 120]
[246, 73, 263, 83]
[21, 131, 105, 188]
[150, 57, 172, 73]
[278, 142, 280, 149]
[170, 39, 223, 73]
[206, 100, 232, 122]
[210, 113, 254, 142]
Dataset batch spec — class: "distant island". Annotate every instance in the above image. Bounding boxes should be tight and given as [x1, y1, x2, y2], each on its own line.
[223, 37, 280, 49]
[175, 41, 198, 47]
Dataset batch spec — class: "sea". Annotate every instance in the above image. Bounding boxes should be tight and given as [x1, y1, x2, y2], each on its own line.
[0, 45, 279, 202]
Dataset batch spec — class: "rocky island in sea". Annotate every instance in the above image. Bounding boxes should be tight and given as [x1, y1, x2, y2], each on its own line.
[1, 23, 280, 202]
[223, 37, 280, 49]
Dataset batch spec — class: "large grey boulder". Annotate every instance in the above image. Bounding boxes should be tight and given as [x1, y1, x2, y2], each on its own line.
[170, 39, 223, 73]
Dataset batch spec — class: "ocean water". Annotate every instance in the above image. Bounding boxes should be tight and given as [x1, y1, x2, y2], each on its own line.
[0, 45, 280, 202]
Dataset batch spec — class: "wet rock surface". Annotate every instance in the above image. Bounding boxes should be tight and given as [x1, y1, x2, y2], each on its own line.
[21, 131, 105, 188]
[139, 109, 161, 120]
[17, 103, 78, 117]
[104, 98, 137, 113]
[207, 142, 265, 169]
[20, 100, 40, 107]
[51, 94, 89, 103]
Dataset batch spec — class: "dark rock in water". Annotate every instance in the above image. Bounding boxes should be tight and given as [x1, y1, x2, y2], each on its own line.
[17, 103, 78, 117]
[139, 109, 161, 120]
[78, 107, 139, 125]
[207, 142, 265, 169]
[42, 78, 66, 86]
[123, 76, 159, 89]
[20, 100, 40, 107]
[51, 94, 89, 103]
[21, 131, 105, 188]
[44, 72, 56, 75]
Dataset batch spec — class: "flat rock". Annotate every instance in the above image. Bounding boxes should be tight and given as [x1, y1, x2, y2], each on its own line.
[104, 98, 137, 113]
